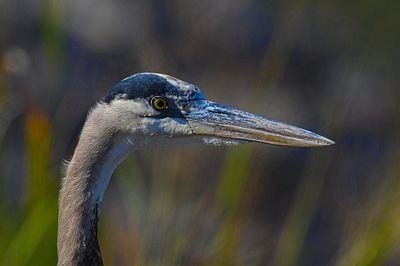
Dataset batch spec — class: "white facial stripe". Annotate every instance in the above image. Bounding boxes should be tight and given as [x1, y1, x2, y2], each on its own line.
[156, 73, 180, 87]
[152, 73, 193, 92]
[109, 99, 157, 117]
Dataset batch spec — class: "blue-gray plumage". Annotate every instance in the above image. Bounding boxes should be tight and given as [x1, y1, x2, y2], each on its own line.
[57, 73, 334, 266]
[103, 73, 204, 103]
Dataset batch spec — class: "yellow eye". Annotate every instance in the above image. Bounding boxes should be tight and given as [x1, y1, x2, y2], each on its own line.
[151, 96, 168, 111]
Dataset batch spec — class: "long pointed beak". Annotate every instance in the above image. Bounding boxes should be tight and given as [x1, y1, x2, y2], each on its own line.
[183, 100, 334, 147]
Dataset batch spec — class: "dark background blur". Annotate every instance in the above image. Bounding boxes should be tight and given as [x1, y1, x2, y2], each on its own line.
[0, 0, 399, 265]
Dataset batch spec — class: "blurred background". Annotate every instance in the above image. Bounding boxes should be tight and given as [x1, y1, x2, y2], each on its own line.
[0, 0, 399, 265]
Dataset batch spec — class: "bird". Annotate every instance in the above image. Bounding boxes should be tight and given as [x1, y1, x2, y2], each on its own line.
[57, 72, 334, 265]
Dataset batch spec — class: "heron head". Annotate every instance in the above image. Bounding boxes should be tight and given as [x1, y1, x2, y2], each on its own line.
[102, 73, 334, 147]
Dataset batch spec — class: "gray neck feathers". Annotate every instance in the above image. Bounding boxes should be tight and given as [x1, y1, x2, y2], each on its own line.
[57, 104, 133, 266]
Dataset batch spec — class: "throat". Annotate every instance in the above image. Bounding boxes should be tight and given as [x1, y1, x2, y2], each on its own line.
[57, 131, 133, 266]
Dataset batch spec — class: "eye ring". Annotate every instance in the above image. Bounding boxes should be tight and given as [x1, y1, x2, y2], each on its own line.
[151, 96, 169, 111]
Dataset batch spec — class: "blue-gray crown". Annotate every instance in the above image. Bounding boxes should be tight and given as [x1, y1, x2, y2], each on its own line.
[103, 73, 205, 104]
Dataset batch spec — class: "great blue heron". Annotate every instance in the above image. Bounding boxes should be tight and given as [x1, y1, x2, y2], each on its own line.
[58, 73, 334, 265]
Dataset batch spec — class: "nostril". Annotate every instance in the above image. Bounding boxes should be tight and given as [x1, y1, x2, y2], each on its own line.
[207, 109, 229, 115]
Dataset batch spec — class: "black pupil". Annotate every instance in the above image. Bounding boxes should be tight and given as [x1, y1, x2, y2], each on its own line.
[157, 100, 165, 108]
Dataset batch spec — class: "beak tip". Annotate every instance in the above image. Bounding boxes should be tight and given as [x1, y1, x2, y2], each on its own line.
[319, 136, 335, 146]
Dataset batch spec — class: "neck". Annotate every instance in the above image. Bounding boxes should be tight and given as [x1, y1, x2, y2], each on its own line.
[57, 106, 133, 266]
